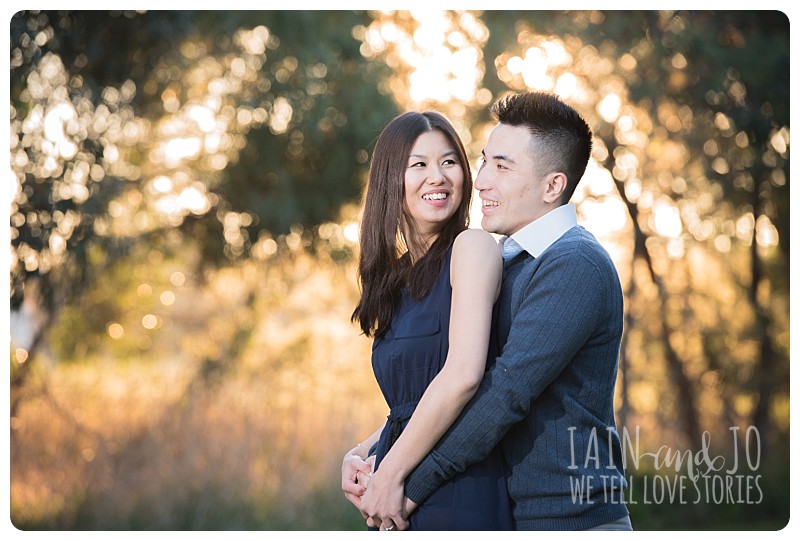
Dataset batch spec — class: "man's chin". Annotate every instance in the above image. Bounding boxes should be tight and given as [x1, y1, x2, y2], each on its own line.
[480, 217, 500, 235]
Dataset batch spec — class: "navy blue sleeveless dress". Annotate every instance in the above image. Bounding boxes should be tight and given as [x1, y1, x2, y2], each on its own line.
[370, 248, 514, 530]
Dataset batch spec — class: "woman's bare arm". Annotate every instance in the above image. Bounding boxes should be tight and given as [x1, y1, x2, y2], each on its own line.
[358, 228, 502, 528]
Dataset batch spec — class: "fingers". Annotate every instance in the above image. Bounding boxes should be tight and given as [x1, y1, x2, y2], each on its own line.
[342, 455, 370, 511]
[342, 477, 365, 511]
[364, 509, 407, 531]
[382, 512, 407, 531]
[344, 454, 371, 473]
[342, 477, 366, 498]
[357, 458, 374, 475]
[342, 452, 372, 504]
[344, 492, 362, 508]
[355, 469, 371, 488]
[403, 496, 418, 516]
[347, 457, 373, 478]
[368, 516, 407, 531]
[394, 515, 410, 530]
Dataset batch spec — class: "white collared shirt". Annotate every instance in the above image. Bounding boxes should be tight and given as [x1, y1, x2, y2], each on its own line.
[508, 203, 577, 258]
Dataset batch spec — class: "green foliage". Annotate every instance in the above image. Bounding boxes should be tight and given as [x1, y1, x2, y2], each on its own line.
[9, 10, 790, 531]
[178, 11, 396, 260]
[10, 9, 397, 323]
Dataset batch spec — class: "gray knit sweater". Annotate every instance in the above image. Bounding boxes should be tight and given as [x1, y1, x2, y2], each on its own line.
[404, 226, 629, 530]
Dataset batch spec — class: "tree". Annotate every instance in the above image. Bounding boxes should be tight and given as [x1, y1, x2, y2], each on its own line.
[10, 10, 396, 403]
[477, 10, 789, 451]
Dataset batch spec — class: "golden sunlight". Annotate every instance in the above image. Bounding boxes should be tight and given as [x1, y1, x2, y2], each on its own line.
[500, 37, 577, 97]
[269, 97, 293, 134]
[598, 93, 622, 123]
[162, 137, 202, 166]
[579, 198, 628, 237]
[107, 323, 124, 339]
[43, 102, 79, 159]
[653, 202, 683, 238]
[574, 162, 629, 237]
[553, 72, 578, 100]
[343, 221, 360, 244]
[360, 10, 489, 108]
[9, 12, 789, 530]
[755, 215, 779, 247]
[513, 47, 553, 90]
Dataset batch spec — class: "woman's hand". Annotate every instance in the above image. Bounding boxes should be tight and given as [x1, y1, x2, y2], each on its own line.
[341, 448, 373, 509]
[359, 466, 410, 531]
[355, 455, 375, 489]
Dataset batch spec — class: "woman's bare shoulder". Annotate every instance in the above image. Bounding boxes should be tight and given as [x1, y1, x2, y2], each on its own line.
[453, 228, 501, 255]
[451, 229, 502, 294]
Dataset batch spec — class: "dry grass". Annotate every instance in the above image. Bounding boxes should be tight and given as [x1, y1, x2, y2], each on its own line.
[10, 249, 387, 530]
[10, 240, 790, 530]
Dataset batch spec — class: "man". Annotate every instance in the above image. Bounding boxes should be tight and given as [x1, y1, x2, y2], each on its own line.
[348, 91, 631, 530]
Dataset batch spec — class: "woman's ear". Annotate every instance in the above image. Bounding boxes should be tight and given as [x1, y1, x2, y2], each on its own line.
[543, 172, 567, 204]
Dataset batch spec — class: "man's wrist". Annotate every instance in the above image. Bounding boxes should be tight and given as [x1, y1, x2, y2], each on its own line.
[404, 461, 438, 504]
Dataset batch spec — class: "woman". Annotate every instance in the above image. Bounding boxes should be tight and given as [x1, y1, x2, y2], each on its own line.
[341, 111, 513, 530]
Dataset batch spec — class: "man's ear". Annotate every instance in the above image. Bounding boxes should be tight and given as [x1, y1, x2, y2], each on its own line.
[543, 172, 567, 204]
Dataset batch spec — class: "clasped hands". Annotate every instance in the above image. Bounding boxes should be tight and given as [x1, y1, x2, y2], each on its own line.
[341, 451, 416, 530]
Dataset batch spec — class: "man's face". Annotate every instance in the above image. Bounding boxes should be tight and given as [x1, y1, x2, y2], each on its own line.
[475, 123, 548, 236]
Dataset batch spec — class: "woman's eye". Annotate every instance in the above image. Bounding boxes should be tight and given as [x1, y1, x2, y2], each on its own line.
[442, 159, 457, 166]
[410, 161, 426, 168]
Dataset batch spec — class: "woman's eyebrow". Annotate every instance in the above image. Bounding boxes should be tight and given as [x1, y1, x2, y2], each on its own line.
[409, 149, 457, 159]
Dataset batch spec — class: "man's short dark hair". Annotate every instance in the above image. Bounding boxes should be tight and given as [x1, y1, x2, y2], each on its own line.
[491, 92, 593, 203]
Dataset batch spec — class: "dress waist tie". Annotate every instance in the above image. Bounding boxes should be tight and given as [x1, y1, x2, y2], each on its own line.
[385, 402, 417, 452]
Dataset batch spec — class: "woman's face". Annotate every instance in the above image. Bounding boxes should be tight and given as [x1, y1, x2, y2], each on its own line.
[403, 130, 465, 241]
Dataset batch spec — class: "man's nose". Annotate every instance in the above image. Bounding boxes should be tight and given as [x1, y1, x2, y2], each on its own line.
[474, 167, 488, 190]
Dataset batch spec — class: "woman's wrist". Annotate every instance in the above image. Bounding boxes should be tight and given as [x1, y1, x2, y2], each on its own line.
[349, 441, 370, 459]
[375, 453, 409, 482]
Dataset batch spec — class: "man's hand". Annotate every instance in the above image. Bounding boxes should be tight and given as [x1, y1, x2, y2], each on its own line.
[359, 467, 410, 530]
[404, 496, 418, 516]
[341, 450, 373, 509]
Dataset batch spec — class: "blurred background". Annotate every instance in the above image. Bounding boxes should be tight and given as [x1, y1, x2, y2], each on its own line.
[7, 10, 790, 530]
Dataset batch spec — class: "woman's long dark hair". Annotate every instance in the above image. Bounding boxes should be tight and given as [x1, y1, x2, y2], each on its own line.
[352, 111, 472, 338]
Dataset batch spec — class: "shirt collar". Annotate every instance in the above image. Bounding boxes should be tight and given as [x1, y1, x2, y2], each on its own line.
[508, 203, 577, 258]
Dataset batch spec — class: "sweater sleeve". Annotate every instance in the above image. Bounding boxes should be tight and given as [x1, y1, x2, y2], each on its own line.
[404, 244, 607, 504]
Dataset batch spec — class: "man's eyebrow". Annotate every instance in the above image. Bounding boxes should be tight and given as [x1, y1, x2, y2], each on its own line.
[484, 151, 516, 164]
